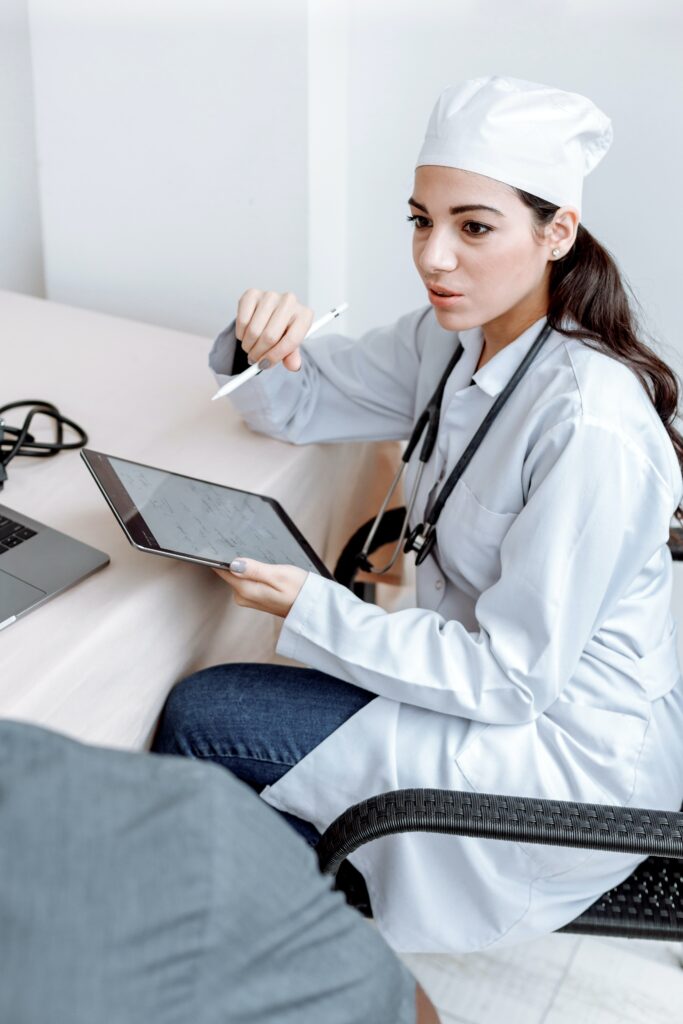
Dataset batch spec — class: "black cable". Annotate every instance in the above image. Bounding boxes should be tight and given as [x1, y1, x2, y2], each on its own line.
[0, 400, 88, 490]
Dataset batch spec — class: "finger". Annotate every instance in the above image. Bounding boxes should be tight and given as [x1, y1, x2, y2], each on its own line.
[213, 567, 236, 584]
[240, 291, 284, 357]
[245, 292, 300, 366]
[232, 584, 271, 609]
[259, 307, 314, 370]
[214, 564, 271, 604]
[228, 558, 299, 595]
[235, 289, 262, 342]
[213, 567, 251, 595]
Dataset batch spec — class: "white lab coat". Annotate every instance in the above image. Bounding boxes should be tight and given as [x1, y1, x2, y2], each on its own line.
[210, 308, 683, 954]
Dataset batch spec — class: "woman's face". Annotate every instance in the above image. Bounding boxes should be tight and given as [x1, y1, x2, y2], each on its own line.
[410, 165, 557, 334]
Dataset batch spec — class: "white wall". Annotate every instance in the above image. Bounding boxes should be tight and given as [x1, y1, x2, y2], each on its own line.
[307, 0, 349, 320]
[0, 0, 44, 297]
[16, 0, 683, 361]
[27, 0, 310, 337]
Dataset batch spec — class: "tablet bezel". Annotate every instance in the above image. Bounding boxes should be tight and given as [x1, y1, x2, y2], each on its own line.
[80, 448, 333, 579]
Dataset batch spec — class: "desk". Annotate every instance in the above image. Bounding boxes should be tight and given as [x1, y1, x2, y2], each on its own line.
[0, 291, 402, 750]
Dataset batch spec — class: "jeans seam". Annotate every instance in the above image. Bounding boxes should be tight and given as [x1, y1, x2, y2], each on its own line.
[186, 745, 295, 769]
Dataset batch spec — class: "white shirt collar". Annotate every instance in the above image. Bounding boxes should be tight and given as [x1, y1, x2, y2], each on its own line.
[462, 316, 554, 398]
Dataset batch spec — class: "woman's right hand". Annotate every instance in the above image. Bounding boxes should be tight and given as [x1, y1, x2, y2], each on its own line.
[236, 289, 315, 373]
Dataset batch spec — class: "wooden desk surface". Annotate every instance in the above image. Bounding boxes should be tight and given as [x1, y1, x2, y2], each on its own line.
[0, 291, 400, 749]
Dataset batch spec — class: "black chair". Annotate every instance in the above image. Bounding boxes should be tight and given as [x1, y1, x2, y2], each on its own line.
[318, 514, 683, 941]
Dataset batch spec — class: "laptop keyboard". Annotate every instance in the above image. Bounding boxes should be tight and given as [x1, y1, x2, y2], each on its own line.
[0, 515, 37, 554]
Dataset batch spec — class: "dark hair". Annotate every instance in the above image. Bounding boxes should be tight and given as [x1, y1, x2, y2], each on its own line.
[515, 188, 683, 521]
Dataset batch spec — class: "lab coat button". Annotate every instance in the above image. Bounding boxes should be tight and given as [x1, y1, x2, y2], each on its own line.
[435, 579, 444, 590]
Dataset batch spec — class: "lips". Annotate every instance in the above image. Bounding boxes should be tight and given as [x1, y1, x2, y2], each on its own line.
[427, 284, 465, 309]
[428, 285, 463, 297]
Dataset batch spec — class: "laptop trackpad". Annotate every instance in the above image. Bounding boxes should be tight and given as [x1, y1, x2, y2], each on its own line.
[0, 570, 47, 619]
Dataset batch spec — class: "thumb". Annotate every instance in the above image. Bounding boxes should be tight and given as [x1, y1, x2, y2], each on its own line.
[283, 349, 302, 372]
[229, 557, 270, 580]
[229, 557, 254, 577]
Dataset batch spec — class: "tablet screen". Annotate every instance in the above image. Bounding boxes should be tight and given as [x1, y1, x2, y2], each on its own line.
[82, 450, 330, 576]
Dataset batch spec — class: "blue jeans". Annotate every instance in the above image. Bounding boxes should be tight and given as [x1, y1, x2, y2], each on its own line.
[151, 663, 375, 847]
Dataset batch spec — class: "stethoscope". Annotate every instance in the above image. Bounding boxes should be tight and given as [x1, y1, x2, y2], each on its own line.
[0, 400, 88, 491]
[356, 321, 553, 574]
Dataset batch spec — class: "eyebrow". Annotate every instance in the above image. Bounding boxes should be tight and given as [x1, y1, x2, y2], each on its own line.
[407, 197, 505, 217]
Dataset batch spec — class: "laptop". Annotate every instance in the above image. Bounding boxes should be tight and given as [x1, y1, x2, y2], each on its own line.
[0, 506, 110, 631]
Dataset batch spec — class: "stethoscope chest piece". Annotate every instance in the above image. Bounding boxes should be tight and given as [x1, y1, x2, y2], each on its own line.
[404, 522, 436, 565]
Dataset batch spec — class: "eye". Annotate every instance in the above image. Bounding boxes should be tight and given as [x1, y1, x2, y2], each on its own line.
[463, 221, 492, 236]
[406, 214, 431, 229]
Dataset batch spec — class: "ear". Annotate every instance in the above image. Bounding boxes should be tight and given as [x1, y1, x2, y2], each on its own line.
[545, 206, 580, 260]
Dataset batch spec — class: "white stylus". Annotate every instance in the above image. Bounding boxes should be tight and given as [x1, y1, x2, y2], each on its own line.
[211, 302, 349, 401]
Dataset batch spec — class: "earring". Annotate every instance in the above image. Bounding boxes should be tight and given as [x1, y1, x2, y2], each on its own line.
[551, 247, 561, 258]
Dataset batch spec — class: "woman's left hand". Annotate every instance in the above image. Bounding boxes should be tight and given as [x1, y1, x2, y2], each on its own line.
[214, 558, 309, 618]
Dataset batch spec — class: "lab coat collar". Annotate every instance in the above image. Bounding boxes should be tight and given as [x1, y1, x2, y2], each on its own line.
[464, 316, 553, 398]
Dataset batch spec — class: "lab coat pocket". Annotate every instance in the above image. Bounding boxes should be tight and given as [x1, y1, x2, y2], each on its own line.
[456, 703, 650, 877]
[439, 479, 517, 594]
[635, 623, 681, 700]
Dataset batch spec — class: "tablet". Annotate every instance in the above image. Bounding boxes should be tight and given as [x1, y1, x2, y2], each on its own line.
[80, 449, 332, 578]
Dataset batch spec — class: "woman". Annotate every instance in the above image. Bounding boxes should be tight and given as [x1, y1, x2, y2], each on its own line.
[153, 76, 683, 954]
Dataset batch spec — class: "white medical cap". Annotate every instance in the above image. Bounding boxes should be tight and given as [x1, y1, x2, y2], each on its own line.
[416, 76, 612, 214]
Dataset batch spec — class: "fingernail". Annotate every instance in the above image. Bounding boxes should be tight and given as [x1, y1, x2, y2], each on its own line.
[230, 559, 247, 573]
[247, 355, 255, 365]
[258, 358, 271, 370]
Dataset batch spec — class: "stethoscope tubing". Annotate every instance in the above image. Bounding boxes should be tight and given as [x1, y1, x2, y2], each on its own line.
[358, 341, 466, 574]
[358, 321, 553, 574]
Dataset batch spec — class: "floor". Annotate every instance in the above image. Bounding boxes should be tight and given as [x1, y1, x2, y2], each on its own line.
[399, 932, 683, 1022]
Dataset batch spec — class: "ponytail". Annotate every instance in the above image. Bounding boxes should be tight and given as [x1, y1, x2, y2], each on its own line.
[516, 188, 683, 520]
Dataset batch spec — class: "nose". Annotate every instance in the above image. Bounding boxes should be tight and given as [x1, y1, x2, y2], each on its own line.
[417, 226, 458, 275]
